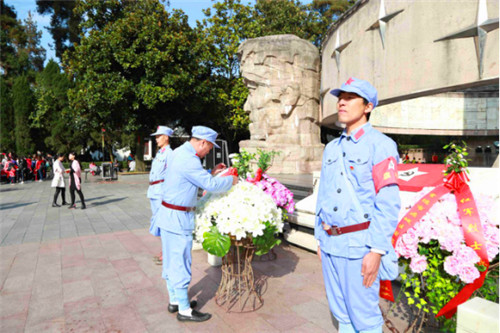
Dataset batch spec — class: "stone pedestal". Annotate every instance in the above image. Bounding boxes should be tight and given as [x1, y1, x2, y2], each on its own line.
[457, 297, 499, 333]
[237, 34, 323, 174]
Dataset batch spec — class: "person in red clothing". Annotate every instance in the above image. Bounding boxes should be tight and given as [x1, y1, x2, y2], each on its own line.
[26, 156, 32, 180]
[35, 155, 44, 182]
[3, 155, 18, 185]
[431, 152, 438, 163]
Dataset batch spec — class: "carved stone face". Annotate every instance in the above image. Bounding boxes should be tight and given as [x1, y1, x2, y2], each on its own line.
[237, 35, 325, 174]
[239, 36, 321, 145]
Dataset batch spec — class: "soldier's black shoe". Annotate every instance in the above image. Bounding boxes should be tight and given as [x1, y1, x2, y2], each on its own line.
[168, 300, 197, 313]
[176, 309, 211, 322]
[52, 203, 60, 207]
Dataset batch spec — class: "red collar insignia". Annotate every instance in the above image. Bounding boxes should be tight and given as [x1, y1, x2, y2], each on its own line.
[354, 128, 365, 140]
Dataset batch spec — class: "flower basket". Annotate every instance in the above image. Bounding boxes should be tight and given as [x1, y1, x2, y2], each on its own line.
[215, 236, 263, 312]
[195, 150, 295, 312]
[386, 142, 499, 332]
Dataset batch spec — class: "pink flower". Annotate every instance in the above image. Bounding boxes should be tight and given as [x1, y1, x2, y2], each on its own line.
[444, 255, 460, 276]
[458, 265, 480, 284]
[414, 220, 434, 243]
[410, 254, 428, 273]
[401, 228, 419, 246]
[455, 246, 480, 266]
[395, 237, 418, 259]
[250, 174, 295, 214]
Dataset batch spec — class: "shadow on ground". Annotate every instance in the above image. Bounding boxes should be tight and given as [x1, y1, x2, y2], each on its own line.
[0, 201, 35, 210]
[86, 197, 126, 207]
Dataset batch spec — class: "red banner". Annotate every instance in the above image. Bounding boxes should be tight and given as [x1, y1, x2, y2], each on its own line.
[397, 164, 446, 192]
[436, 184, 489, 318]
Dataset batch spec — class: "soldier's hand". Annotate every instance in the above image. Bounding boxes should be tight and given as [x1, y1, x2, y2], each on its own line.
[231, 175, 238, 185]
[361, 251, 382, 288]
[317, 246, 321, 262]
[212, 163, 227, 176]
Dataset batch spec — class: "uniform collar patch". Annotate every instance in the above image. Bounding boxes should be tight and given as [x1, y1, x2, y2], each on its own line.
[354, 128, 365, 141]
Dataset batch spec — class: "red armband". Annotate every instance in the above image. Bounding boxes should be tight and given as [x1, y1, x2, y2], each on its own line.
[372, 156, 398, 193]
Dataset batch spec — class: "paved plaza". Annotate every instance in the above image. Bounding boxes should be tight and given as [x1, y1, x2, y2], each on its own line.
[0, 174, 414, 332]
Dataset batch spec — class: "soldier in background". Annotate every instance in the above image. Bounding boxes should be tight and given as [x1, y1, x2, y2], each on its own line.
[147, 126, 174, 265]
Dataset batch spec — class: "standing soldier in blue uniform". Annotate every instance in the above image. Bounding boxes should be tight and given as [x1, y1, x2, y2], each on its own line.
[315, 78, 400, 333]
[154, 126, 238, 322]
[148, 126, 174, 264]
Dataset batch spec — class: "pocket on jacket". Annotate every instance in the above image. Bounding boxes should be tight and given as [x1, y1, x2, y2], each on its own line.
[346, 152, 371, 184]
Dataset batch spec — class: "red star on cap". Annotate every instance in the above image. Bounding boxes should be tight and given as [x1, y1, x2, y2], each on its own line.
[157, 126, 160, 130]
[345, 77, 355, 85]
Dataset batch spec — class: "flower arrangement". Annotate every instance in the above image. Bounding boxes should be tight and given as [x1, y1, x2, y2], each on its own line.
[253, 173, 295, 214]
[393, 142, 499, 332]
[195, 149, 294, 257]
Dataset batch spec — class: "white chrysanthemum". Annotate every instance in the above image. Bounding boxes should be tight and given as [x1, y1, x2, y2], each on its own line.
[195, 182, 283, 242]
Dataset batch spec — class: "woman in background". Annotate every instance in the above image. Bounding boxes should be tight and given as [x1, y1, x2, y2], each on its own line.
[35, 155, 44, 182]
[68, 152, 86, 209]
[51, 154, 68, 207]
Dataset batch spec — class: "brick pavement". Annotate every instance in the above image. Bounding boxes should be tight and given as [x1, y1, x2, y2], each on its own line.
[0, 174, 414, 332]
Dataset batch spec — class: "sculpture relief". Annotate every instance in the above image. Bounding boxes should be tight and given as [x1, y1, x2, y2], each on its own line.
[237, 34, 324, 174]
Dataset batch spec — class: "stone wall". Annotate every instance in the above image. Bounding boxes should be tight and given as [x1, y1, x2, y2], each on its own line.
[371, 92, 499, 135]
[321, 0, 499, 127]
[237, 35, 323, 174]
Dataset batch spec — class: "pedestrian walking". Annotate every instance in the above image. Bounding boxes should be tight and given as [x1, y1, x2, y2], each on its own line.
[315, 78, 401, 333]
[68, 152, 86, 209]
[147, 125, 174, 265]
[154, 126, 237, 322]
[51, 154, 68, 207]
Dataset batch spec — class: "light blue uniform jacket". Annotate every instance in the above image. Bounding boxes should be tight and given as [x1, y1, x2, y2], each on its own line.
[147, 145, 173, 199]
[314, 123, 401, 259]
[153, 141, 233, 236]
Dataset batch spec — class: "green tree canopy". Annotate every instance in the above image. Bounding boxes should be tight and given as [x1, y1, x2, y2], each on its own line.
[1, 0, 46, 154]
[32, 60, 78, 153]
[65, 0, 214, 166]
[0, 76, 15, 152]
[36, 0, 81, 61]
[12, 75, 35, 155]
[198, 0, 343, 136]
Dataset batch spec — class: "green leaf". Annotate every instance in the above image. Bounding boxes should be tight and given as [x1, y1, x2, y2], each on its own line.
[202, 226, 231, 257]
[253, 222, 281, 256]
[477, 264, 487, 272]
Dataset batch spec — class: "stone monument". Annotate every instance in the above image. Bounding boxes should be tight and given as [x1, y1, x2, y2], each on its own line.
[237, 34, 323, 174]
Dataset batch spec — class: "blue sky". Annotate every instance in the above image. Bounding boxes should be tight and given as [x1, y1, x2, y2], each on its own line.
[6, 0, 256, 64]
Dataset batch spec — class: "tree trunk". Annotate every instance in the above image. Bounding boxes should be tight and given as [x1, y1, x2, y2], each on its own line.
[135, 134, 146, 172]
[107, 144, 114, 163]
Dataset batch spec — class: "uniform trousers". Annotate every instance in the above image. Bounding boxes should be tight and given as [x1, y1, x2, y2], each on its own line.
[160, 228, 192, 311]
[149, 198, 160, 235]
[321, 250, 383, 333]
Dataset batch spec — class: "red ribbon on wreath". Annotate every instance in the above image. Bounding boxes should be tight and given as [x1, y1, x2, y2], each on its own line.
[247, 167, 263, 183]
[381, 167, 489, 319]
